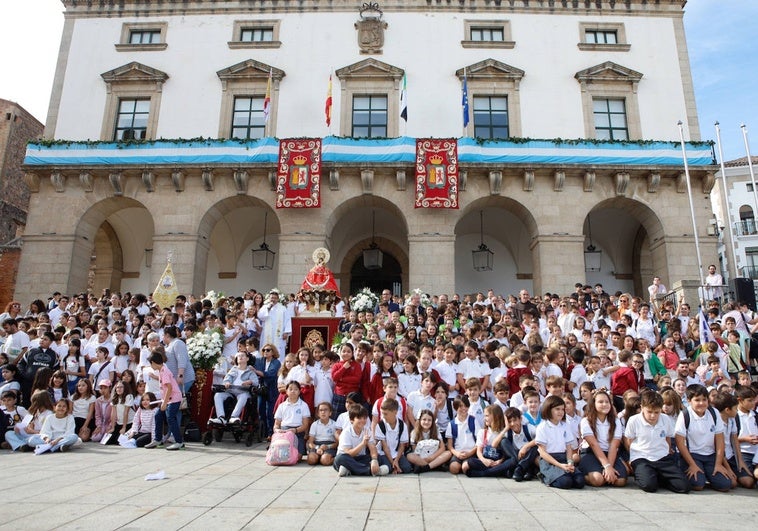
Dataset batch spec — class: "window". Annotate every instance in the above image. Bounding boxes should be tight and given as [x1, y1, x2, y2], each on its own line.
[336, 58, 403, 137]
[114, 99, 150, 140]
[129, 30, 161, 44]
[456, 59, 524, 138]
[100, 62, 167, 141]
[738, 205, 757, 236]
[585, 30, 617, 44]
[462, 20, 514, 49]
[352, 95, 387, 138]
[748, 183, 754, 192]
[473, 96, 509, 139]
[593, 98, 628, 140]
[116, 22, 168, 51]
[575, 62, 642, 140]
[231, 96, 265, 139]
[578, 22, 630, 51]
[240, 27, 274, 42]
[229, 20, 281, 49]
[745, 248, 758, 278]
[216, 59, 285, 138]
[470, 27, 504, 42]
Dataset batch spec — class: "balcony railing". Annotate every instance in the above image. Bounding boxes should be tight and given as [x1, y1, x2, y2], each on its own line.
[741, 266, 758, 279]
[734, 219, 758, 236]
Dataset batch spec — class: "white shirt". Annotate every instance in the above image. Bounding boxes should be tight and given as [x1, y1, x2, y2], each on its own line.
[313, 366, 334, 406]
[444, 415, 477, 451]
[274, 398, 310, 428]
[580, 416, 622, 452]
[374, 418, 408, 458]
[406, 390, 436, 420]
[435, 360, 458, 397]
[535, 419, 574, 454]
[456, 357, 486, 380]
[737, 409, 758, 457]
[624, 412, 674, 462]
[569, 365, 587, 399]
[309, 418, 338, 444]
[337, 423, 372, 456]
[675, 406, 725, 455]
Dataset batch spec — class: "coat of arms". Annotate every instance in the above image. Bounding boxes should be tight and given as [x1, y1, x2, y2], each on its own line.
[355, 2, 387, 55]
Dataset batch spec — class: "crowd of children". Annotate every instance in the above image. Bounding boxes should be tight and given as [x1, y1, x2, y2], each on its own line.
[1, 283, 758, 494]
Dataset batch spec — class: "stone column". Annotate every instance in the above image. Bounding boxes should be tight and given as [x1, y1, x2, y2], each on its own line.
[408, 234, 455, 295]
[277, 233, 328, 294]
[150, 234, 209, 298]
[530, 234, 585, 295]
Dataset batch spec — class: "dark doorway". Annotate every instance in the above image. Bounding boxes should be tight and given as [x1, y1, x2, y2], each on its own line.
[350, 252, 402, 296]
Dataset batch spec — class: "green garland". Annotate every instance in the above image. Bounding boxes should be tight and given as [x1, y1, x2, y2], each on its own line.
[29, 135, 715, 149]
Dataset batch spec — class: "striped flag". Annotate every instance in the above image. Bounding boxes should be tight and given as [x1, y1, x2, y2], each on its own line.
[462, 71, 470, 128]
[400, 72, 408, 122]
[699, 308, 715, 346]
[263, 68, 272, 123]
[325, 73, 333, 127]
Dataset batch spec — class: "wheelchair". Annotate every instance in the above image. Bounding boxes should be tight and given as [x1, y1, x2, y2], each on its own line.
[202, 384, 263, 447]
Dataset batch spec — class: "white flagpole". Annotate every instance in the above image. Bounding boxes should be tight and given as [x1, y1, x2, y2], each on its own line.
[741, 124, 758, 223]
[678, 121, 705, 298]
[715, 122, 739, 279]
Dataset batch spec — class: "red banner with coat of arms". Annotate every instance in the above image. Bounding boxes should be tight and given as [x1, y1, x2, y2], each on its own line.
[276, 138, 321, 208]
[414, 138, 458, 208]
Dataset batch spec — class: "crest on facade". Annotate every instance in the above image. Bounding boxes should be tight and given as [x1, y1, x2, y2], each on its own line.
[355, 2, 388, 55]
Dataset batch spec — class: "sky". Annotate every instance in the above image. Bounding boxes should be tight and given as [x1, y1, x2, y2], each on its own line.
[0, 0, 755, 162]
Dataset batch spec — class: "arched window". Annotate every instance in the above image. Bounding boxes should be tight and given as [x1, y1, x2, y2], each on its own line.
[739, 205, 755, 235]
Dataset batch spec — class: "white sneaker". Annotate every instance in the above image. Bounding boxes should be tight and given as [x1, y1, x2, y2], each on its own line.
[228, 417, 241, 424]
[166, 442, 185, 451]
[338, 465, 350, 477]
[378, 465, 390, 476]
[209, 417, 225, 425]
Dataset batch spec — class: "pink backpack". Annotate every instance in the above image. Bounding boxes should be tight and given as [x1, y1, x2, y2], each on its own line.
[266, 430, 300, 466]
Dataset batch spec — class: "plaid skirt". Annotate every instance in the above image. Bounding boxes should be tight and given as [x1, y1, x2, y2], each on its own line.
[331, 393, 347, 421]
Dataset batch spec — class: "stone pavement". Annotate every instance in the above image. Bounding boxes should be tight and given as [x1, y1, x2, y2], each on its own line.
[2, 440, 756, 531]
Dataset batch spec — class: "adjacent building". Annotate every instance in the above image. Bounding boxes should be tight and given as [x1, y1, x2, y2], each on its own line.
[0, 99, 43, 307]
[17, 0, 717, 302]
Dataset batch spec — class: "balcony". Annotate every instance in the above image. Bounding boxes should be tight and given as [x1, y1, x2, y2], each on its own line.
[734, 219, 758, 237]
[741, 266, 758, 279]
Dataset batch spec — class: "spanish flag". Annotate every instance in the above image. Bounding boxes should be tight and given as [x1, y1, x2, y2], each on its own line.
[325, 73, 333, 127]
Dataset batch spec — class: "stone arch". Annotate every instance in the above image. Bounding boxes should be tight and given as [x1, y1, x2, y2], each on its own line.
[339, 236, 410, 295]
[325, 195, 409, 297]
[455, 196, 538, 296]
[585, 196, 668, 293]
[72, 197, 154, 295]
[195, 195, 281, 295]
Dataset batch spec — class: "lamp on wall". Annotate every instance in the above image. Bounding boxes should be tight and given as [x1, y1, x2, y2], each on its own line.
[363, 210, 383, 270]
[584, 213, 602, 272]
[252, 211, 276, 270]
[472, 210, 494, 271]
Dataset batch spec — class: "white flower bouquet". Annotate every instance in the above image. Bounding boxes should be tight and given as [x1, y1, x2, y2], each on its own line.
[350, 288, 379, 313]
[187, 327, 224, 370]
[204, 290, 224, 306]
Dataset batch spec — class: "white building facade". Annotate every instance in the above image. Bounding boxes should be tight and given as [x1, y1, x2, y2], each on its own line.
[712, 157, 758, 283]
[17, 0, 717, 301]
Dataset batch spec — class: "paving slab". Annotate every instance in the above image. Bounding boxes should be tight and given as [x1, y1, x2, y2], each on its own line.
[3, 442, 756, 531]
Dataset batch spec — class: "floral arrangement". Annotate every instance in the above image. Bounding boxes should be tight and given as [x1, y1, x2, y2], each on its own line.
[405, 288, 431, 308]
[187, 327, 224, 370]
[350, 288, 379, 313]
[204, 290, 224, 306]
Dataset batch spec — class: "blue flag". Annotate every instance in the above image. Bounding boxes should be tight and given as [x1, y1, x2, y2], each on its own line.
[462, 74, 470, 128]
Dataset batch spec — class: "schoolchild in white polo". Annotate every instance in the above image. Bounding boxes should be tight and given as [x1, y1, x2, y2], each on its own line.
[674, 384, 731, 492]
[623, 391, 689, 493]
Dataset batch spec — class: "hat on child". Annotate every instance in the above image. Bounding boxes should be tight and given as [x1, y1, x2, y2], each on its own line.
[99, 379, 112, 387]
